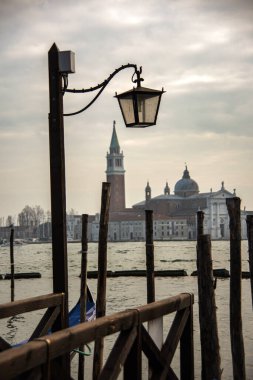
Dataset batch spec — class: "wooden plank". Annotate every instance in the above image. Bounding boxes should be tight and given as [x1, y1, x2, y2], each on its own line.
[0, 337, 11, 352]
[180, 296, 194, 380]
[164, 308, 190, 363]
[141, 325, 165, 371]
[29, 306, 61, 341]
[124, 324, 142, 380]
[138, 293, 192, 324]
[163, 369, 178, 380]
[98, 327, 137, 380]
[151, 308, 190, 380]
[93, 182, 111, 379]
[0, 293, 64, 319]
[197, 235, 221, 379]
[18, 366, 43, 380]
[142, 326, 178, 380]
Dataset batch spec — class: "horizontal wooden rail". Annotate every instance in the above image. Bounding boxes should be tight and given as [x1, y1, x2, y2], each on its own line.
[0, 293, 64, 319]
[0, 293, 193, 379]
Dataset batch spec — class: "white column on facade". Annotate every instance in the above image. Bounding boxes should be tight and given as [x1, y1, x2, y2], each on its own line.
[214, 203, 218, 238]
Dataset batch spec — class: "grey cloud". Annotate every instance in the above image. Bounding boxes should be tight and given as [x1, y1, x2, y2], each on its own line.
[0, 0, 253, 216]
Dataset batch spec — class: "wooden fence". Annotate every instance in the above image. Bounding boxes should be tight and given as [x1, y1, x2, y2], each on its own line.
[0, 292, 194, 380]
[0, 293, 64, 347]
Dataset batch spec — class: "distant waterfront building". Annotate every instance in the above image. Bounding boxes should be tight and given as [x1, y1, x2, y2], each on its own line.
[0, 226, 38, 241]
[57, 123, 251, 242]
[132, 168, 239, 240]
[101, 123, 250, 241]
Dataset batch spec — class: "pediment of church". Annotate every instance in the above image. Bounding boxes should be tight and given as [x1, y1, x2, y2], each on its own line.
[210, 189, 234, 199]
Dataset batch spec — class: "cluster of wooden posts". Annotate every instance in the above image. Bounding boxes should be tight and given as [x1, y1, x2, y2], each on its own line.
[0, 183, 252, 379]
[197, 198, 253, 380]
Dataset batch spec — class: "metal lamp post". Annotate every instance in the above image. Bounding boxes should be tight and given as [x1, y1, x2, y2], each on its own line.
[48, 42, 164, 379]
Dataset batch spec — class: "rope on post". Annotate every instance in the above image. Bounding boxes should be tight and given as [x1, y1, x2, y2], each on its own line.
[73, 344, 92, 357]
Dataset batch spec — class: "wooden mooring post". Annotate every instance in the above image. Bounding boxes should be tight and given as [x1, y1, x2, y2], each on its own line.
[78, 214, 88, 380]
[246, 215, 253, 309]
[197, 234, 221, 380]
[196, 210, 204, 273]
[9, 227, 14, 302]
[226, 197, 246, 380]
[197, 210, 204, 239]
[145, 210, 159, 378]
[145, 210, 155, 304]
[93, 182, 111, 380]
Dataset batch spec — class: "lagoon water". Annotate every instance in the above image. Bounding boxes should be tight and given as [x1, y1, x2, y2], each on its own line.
[0, 241, 253, 379]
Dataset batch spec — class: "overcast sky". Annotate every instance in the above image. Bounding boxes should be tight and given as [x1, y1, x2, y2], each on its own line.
[1, 0, 253, 221]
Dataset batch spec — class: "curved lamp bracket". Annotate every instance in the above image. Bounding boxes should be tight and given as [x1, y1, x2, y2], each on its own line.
[63, 64, 142, 117]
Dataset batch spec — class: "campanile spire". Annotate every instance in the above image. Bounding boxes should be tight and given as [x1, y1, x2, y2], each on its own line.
[106, 121, 126, 212]
[109, 120, 120, 154]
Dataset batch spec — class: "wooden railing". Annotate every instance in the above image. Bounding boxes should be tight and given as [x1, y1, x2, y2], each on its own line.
[0, 293, 64, 352]
[0, 292, 194, 379]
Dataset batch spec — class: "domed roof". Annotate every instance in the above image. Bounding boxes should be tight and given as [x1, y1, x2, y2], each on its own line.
[174, 166, 199, 197]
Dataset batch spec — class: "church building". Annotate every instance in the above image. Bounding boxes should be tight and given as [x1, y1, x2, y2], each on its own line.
[133, 168, 237, 240]
[89, 123, 248, 241]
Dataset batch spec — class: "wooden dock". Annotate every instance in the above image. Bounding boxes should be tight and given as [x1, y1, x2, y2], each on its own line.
[0, 193, 252, 379]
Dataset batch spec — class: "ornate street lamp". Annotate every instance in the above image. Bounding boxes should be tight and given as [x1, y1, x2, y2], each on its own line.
[48, 43, 164, 378]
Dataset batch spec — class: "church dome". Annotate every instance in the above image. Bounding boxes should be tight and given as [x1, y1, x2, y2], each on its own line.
[174, 166, 199, 197]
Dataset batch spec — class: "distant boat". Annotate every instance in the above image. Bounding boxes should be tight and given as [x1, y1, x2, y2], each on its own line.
[14, 240, 24, 246]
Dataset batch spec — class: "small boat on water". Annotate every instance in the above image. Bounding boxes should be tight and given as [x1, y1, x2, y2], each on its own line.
[0, 240, 25, 247]
[69, 286, 96, 325]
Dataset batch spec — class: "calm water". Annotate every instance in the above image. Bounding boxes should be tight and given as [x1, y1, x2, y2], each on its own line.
[0, 241, 252, 379]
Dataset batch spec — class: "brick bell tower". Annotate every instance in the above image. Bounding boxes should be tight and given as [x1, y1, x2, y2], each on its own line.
[106, 121, 126, 212]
